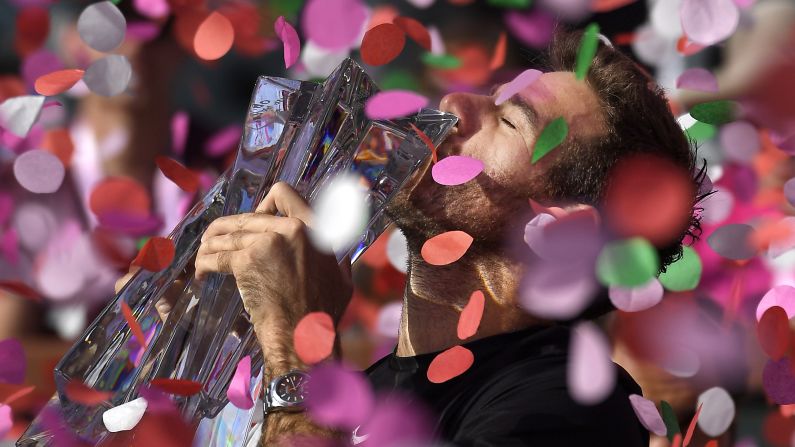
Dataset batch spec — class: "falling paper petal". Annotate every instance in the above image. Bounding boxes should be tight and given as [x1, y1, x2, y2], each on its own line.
[393, 17, 431, 51]
[77, 1, 126, 52]
[629, 394, 667, 436]
[658, 246, 702, 291]
[0, 404, 10, 439]
[0, 339, 26, 384]
[3, 385, 35, 405]
[194, 12, 235, 61]
[150, 378, 203, 396]
[42, 128, 75, 167]
[204, 125, 241, 157]
[719, 121, 760, 164]
[274, 16, 300, 69]
[0, 95, 45, 137]
[131, 237, 175, 272]
[302, 0, 368, 51]
[121, 301, 148, 350]
[609, 277, 664, 312]
[65, 380, 113, 405]
[409, 123, 438, 164]
[457, 290, 485, 340]
[83, 55, 132, 97]
[575, 23, 600, 80]
[520, 259, 596, 319]
[596, 238, 659, 287]
[294, 312, 336, 365]
[34, 69, 84, 96]
[690, 100, 737, 125]
[696, 387, 736, 437]
[227, 356, 254, 409]
[171, 111, 188, 155]
[102, 397, 147, 432]
[360, 23, 406, 66]
[155, 156, 199, 193]
[568, 321, 615, 405]
[661, 400, 681, 441]
[488, 32, 507, 71]
[533, 117, 568, 163]
[757, 306, 789, 360]
[421, 230, 473, 266]
[707, 223, 756, 260]
[756, 285, 795, 321]
[365, 90, 428, 120]
[504, 9, 555, 49]
[431, 155, 483, 186]
[309, 174, 369, 254]
[683, 403, 702, 446]
[306, 363, 374, 430]
[0, 280, 41, 302]
[427, 345, 474, 383]
[13, 149, 64, 194]
[592, 0, 637, 12]
[301, 41, 351, 78]
[676, 68, 719, 93]
[386, 228, 408, 273]
[375, 301, 403, 337]
[133, 0, 169, 19]
[494, 69, 542, 106]
[680, 0, 739, 46]
[762, 358, 795, 405]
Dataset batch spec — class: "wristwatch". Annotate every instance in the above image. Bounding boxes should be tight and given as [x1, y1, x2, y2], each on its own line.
[264, 369, 310, 414]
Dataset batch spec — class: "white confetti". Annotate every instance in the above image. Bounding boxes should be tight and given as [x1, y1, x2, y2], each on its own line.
[77, 1, 127, 52]
[13, 149, 65, 194]
[309, 174, 369, 254]
[102, 397, 148, 432]
[697, 387, 735, 437]
[386, 228, 408, 273]
[0, 95, 45, 138]
[83, 55, 132, 97]
[301, 40, 350, 78]
[568, 321, 616, 405]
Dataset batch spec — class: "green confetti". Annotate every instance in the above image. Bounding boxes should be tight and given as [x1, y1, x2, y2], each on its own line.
[684, 121, 716, 142]
[658, 246, 702, 291]
[269, 0, 304, 20]
[660, 400, 681, 442]
[380, 70, 421, 92]
[421, 53, 462, 69]
[532, 117, 568, 164]
[575, 23, 600, 81]
[690, 100, 737, 125]
[596, 237, 659, 287]
[110, 0, 122, 4]
[136, 237, 150, 251]
[487, 0, 532, 8]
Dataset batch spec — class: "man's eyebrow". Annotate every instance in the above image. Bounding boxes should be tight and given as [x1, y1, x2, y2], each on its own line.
[507, 95, 538, 128]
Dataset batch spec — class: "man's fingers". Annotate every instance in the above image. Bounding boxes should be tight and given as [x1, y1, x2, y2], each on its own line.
[255, 182, 313, 227]
[194, 251, 235, 279]
[201, 213, 306, 243]
[114, 265, 141, 294]
[198, 231, 259, 256]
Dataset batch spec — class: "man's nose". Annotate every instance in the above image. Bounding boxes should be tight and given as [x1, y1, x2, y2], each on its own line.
[439, 92, 490, 139]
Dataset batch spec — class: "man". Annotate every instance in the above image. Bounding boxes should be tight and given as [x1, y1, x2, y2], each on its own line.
[124, 30, 704, 445]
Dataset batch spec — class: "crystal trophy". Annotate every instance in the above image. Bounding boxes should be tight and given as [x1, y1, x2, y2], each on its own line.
[18, 58, 457, 446]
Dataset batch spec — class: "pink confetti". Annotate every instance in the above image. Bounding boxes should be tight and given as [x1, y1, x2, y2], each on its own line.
[127, 21, 161, 42]
[431, 155, 483, 186]
[204, 125, 241, 157]
[365, 90, 429, 120]
[756, 285, 795, 321]
[305, 363, 374, 430]
[609, 278, 664, 312]
[358, 393, 434, 447]
[680, 0, 740, 46]
[538, 0, 592, 22]
[275, 16, 301, 69]
[302, 0, 368, 51]
[13, 149, 65, 193]
[495, 69, 542, 106]
[720, 121, 760, 163]
[0, 339, 26, 384]
[227, 355, 254, 410]
[133, 0, 169, 19]
[1, 228, 19, 265]
[567, 321, 615, 405]
[375, 301, 402, 337]
[21, 50, 63, 91]
[170, 111, 188, 156]
[504, 9, 556, 49]
[762, 358, 795, 404]
[0, 193, 12, 225]
[520, 259, 596, 319]
[0, 404, 11, 439]
[676, 68, 719, 93]
[629, 394, 667, 436]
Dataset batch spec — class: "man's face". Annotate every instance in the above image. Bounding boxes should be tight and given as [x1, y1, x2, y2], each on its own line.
[386, 71, 606, 247]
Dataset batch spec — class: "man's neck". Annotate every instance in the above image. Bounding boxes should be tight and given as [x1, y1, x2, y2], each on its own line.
[395, 242, 539, 357]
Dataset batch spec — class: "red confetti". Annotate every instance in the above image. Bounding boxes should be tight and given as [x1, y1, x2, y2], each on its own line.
[360, 23, 406, 66]
[0, 280, 41, 302]
[14, 7, 49, 56]
[757, 306, 790, 360]
[294, 312, 336, 365]
[591, 0, 637, 12]
[612, 32, 636, 46]
[42, 128, 75, 167]
[194, 11, 235, 61]
[2, 385, 35, 405]
[131, 237, 176, 272]
[421, 231, 473, 266]
[409, 123, 438, 164]
[89, 177, 151, 219]
[150, 378, 203, 396]
[457, 290, 485, 340]
[427, 345, 474, 383]
[488, 32, 507, 71]
[671, 433, 682, 447]
[676, 35, 707, 56]
[683, 403, 702, 446]
[704, 441, 718, 447]
[65, 380, 113, 406]
[392, 16, 431, 51]
[155, 156, 199, 193]
[121, 300, 148, 350]
[34, 69, 84, 96]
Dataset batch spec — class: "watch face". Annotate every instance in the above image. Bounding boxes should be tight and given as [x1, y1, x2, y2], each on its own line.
[275, 372, 308, 404]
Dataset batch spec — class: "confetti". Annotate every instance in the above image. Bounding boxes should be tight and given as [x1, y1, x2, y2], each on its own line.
[360, 23, 406, 66]
[102, 397, 148, 432]
[301, 41, 351, 78]
[0, 194, 11, 226]
[133, 0, 169, 19]
[658, 246, 702, 291]
[575, 23, 600, 81]
[226, 355, 254, 409]
[131, 236, 175, 272]
[302, 0, 368, 51]
[488, 32, 507, 71]
[170, 111, 188, 155]
[306, 363, 374, 430]
[763, 358, 795, 405]
[719, 121, 760, 164]
[707, 223, 756, 260]
[77, 1, 126, 52]
[683, 403, 702, 446]
[65, 380, 113, 405]
[308, 174, 369, 254]
[15, 7, 49, 55]
[629, 394, 667, 436]
[523, 212, 557, 257]
[294, 312, 336, 365]
[427, 345, 474, 383]
[120, 300, 148, 351]
[568, 321, 615, 405]
[532, 117, 568, 163]
[609, 277, 664, 312]
[421, 230, 473, 265]
[431, 155, 483, 186]
[149, 378, 203, 396]
[155, 156, 199, 193]
[520, 259, 596, 319]
[676, 68, 719, 93]
[0, 95, 44, 137]
[457, 290, 484, 340]
[690, 100, 737, 125]
[392, 17, 431, 51]
[204, 124, 241, 157]
[375, 301, 402, 337]
[0, 280, 40, 302]
[0, 339, 26, 384]
[494, 69, 542, 106]
[194, 12, 234, 61]
[409, 123, 438, 164]
[591, 0, 637, 12]
[3, 385, 35, 405]
[34, 69, 84, 96]
[386, 228, 408, 273]
[596, 237, 659, 288]
[89, 177, 151, 218]
[756, 285, 795, 321]
[274, 16, 300, 69]
[365, 90, 429, 120]
[680, 0, 739, 46]
[83, 55, 132, 97]
[420, 53, 462, 69]
[358, 394, 434, 446]
[757, 306, 789, 360]
[697, 387, 736, 437]
[0, 404, 10, 439]
[651, 0, 683, 39]
[13, 149, 65, 193]
[504, 9, 555, 49]
[42, 128, 75, 166]
[661, 400, 681, 441]
[487, 0, 531, 6]
[676, 36, 707, 56]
